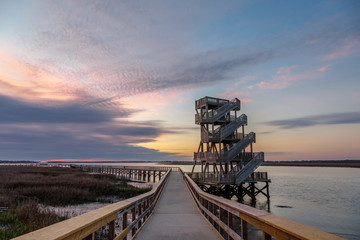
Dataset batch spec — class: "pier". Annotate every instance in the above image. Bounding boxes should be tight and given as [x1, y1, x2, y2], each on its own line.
[13, 165, 344, 240]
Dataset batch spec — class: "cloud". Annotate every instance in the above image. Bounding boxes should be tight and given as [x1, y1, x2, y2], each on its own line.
[0, 51, 82, 103]
[0, 92, 186, 161]
[266, 111, 360, 129]
[0, 117, 184, 161]
[322, 38, 360, 61]
[9, 0, 357, 102]
[218, 88, 252, 102]
[318, 64, 331, 72]
[0, 126, 178, 161]
[0, 95, 125, 123]
[250, 64, 327, 90]
[0, 1, 359, 162]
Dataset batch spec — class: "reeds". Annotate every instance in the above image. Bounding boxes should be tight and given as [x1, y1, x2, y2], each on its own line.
[0, 166, 150, 206]
[0, 165, 151, 239]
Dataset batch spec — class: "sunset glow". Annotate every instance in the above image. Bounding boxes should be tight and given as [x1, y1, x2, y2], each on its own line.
[0, 0, 359, 162]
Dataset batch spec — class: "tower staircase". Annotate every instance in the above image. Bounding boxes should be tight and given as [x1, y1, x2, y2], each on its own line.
[193, 96, 265, 185]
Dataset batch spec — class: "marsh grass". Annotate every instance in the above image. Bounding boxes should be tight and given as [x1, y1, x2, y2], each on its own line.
[0, 165, 151, 239]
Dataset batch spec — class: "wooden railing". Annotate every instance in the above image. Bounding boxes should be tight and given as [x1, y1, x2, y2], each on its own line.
[13, 169, 172, 240]
[181, 168, 344, 240]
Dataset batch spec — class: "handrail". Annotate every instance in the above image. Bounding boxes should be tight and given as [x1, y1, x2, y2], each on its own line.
[220, 114, 247, 141]
[78, 165, 172, 172]
[13, 169, 172, 240]
[224, 132, 255, 162]
[234, 152, 264, 184]
[180, 168, 344, 240]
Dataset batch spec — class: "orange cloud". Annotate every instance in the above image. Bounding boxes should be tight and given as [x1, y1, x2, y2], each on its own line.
[0, 49, 79, 103]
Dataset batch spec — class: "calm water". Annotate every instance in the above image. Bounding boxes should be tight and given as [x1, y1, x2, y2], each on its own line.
[93, 163, 360, 239]
[256, 166, 360, 240]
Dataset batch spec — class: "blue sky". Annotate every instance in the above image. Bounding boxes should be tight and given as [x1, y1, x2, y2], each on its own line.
[0, 0, 359, 162]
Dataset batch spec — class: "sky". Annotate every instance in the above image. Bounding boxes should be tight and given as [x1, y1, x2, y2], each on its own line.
[0, 0, 359, 162]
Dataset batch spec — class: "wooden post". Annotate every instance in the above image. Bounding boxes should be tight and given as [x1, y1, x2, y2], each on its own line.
[219, 208, 224, 236]
[132, 208, 136, 236]
[263, 232, 271, 240]
[212, 203, 216, 227]
[138, 204, 142, 229]
[122, 212, 128, 240]
[108, 220, 115, 240]
[228, 213, 233, 240]
[85, 233, 94, 240]
[146, 199, 150, 217]
[143, 201, 146, 221]
[241, 219, 248, 240]
[251, 182, 255, 201]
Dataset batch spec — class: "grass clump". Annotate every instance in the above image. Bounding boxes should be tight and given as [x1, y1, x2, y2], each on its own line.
[0, 201, 66, 239]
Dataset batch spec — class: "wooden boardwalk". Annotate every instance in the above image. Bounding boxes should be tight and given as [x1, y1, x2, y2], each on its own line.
[136, 171, 220, 240]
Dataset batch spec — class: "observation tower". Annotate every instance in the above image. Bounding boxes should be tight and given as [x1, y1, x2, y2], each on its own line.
[191, 96, 270, 201]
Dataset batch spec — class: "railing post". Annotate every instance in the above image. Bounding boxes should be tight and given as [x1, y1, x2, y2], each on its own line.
[143, 201, 146, 221]
[138, 203, 142, 229]
[147, 199, 150, 217]
[85, 233, 94, 240]
[212, 203, 215, 226]
[132, 207, 136, 236]
[219, 207, 224, 236]
[263, 232, 271, 240]
[228, 212, 233, 240]
[122, 212, 128, 240]
[241, 219, 248, 240]
[108, 220, 115, 240]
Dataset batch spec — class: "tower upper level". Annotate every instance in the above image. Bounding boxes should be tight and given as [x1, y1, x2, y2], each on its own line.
[195, 96, 240, 124]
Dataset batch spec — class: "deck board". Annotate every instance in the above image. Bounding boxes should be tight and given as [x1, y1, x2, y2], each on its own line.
[135, 171, 220, 240]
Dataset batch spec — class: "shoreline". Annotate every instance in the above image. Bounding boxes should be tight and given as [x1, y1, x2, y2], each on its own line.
[156, 161, 360, 168]
[262, 162, 360, 168]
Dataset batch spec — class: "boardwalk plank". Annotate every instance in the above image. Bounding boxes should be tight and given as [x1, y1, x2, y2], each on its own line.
[135, 171, 220, 240]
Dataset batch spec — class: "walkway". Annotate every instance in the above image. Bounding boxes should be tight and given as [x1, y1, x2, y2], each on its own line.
[135, 171, 220, 240]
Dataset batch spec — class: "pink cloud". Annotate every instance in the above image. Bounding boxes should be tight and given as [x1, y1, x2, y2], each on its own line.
[218, 88, 252, 102]
[318, 64, 331, 72]
[255, 65, 323, 90]
[322, 38, 360, 61]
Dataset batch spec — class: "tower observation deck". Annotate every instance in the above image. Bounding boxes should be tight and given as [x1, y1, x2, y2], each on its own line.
[191, 96, 270, 201]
